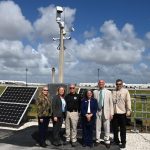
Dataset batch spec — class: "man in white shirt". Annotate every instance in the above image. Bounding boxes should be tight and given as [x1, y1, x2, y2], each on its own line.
[93, 80, 114, 148]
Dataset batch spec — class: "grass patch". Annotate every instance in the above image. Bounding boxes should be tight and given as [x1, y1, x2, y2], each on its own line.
[0, 86, 6, 95]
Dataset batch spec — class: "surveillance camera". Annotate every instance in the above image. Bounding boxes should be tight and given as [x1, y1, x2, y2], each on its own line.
[63, 29, 66, 35]
[56, 6, 63, 13]
[71, 27, 75, 32]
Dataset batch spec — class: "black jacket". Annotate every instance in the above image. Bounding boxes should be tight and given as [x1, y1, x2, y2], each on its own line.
[65, 93, 81, 112]
[52, 95, 66, 117]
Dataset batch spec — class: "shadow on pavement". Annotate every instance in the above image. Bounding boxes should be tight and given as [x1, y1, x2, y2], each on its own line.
[0, 126, 120, 150]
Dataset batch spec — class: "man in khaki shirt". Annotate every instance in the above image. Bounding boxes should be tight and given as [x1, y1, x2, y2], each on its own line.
[112, 79, 131, 149]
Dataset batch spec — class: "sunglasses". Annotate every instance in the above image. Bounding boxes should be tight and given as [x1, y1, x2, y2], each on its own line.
[70, 87, 75, 89]
[43, 89, 48, 91]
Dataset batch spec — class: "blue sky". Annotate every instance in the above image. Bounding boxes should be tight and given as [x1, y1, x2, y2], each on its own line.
[0, 0, 150, 84]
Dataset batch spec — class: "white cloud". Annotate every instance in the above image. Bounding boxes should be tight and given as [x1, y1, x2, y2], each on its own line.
[84, 27, 96, 38]
[0, 0, 33, 40]
[145, 32, 150, 39]
[75, 20, 145, 65]
[139, 63, 148, 70]
[0, 40, 52, 78]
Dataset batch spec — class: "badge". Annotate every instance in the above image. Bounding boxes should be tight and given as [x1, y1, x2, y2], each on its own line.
[74, 97, 77, 100]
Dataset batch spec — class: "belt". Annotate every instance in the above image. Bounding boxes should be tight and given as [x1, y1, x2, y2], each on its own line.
[98, 107, 103, 111]
[68, 110, 77, 112]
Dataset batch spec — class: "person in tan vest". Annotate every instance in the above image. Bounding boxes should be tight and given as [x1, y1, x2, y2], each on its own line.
[112, 79, 131, 149]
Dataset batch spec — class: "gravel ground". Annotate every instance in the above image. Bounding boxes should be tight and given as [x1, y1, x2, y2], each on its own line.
[123, 133, 150, 150]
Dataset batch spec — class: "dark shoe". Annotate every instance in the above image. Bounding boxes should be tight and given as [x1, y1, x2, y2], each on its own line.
[119, 143, 126, 148]
[57, 142, 62, 146]
[82, 144, 86, 147]
[72, 142, 77, 147]
[63, 141, 70, 145]
[112, 141, 120, 145]
[89, 144, 94, 148]
[105, 144, 110, 149]
[95, 142, 100, 146]
[53, 142, 61, 146]
[52, 143, 58, 146]
[40, 142, 47, 148]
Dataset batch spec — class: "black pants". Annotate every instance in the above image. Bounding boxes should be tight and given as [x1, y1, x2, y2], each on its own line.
[38, 116, 50, 144]
[112, 114, 126, 144]
[52, 116, 63, 144]
[82, 116, 95, 146]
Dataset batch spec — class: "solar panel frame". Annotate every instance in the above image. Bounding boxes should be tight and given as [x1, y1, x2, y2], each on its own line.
[0, 86, 37, 125]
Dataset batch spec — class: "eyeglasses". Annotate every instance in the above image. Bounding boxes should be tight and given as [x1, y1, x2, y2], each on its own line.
[116, 83, 122, 86]
[70, 87, 75, 89]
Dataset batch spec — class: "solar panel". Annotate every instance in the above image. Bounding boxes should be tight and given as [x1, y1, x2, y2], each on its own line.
[0, 86, 37, 125]
[0, 87, 36, 103]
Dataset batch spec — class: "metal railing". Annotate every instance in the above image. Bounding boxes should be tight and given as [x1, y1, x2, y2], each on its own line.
[131, 94, 150, 132]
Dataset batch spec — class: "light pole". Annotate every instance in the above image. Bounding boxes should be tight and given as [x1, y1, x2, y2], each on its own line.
[56, 6, 65, 83]
[98, 68, 100, 81]
[51, 67, 55, 83]
[25, 67, 28, 86]
[59, 23, 64, 83]
[55, 6, 72, 83]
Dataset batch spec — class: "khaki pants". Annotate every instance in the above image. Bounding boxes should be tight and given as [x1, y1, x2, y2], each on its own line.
[96, 110, 110, 144]
[65, 111, 79, 142]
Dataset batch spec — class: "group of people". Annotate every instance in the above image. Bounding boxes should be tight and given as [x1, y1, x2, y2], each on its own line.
[36, 79, 131, 149]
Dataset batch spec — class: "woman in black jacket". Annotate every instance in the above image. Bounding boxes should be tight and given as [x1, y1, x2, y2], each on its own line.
[52, 86, 66, 146]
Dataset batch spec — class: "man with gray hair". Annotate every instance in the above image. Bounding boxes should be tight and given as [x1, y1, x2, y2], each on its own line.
[64, 84, 81, 147]
[93, 80, 114, 148]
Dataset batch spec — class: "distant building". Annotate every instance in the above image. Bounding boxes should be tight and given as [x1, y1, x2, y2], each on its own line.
[78, 82, 150, 89]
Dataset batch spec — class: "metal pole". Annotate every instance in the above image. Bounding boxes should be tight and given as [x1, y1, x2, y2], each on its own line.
[98, 68, 100, 81]
[52, 67, 55, 83]
[131, 94, 139, 133]
[26, 68, 28, 86]
[58, 26, 64, 83]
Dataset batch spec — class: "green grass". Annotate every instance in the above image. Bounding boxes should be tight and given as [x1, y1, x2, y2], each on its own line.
[0, 86, 6, 95]
[129, 90, 150, 126]
[27, 104, 37, 119]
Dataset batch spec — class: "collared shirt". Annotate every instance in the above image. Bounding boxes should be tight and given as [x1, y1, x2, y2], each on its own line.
[98, 89, 105, 109]
[61, 97, 66, 112]
[87, 99, 91, 113]
[112, 88, 131, 114]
